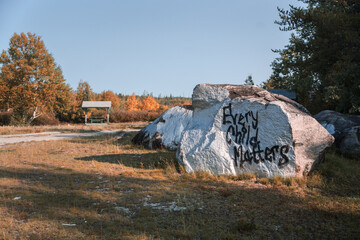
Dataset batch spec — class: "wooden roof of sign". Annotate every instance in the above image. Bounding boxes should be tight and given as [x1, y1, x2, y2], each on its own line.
[82, 101, 112, 108]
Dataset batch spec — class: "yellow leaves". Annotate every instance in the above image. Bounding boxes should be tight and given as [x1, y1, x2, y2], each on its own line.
[125, 93, 140, 111]
[0, 51, 9, 63]
[0, 32, 69, 119]
[182, 100, 192, 105]
[98, 90, 120, 109]
[125, 94, 161, 111]
[20, 32, 29, 46]
[140, 96, 160, 111]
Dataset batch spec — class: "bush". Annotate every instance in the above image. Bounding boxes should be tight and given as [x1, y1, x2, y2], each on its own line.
[0, 108, 164, 125]
[0, 111, 12, 126]
[31, 112, 60, 125]
[110, 109, 162, 122]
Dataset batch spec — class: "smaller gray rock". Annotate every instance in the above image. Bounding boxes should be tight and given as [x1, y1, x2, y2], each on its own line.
[340, 126, 360, 154]
[314, 110, 360, 154]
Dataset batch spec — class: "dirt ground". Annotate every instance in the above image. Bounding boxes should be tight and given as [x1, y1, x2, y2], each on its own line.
[0, 123, 359, 239]
[0, 130, 137, 146]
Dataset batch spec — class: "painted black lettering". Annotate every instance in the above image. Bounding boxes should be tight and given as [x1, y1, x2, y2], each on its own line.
[252, 144, 264, 164]
[241, 126, 247, 144]
[244, 150, 253, 164]
[265, 147, 273, 162]
[234, 125, 242, 144]
[223, 106, 291, 169]
[249, 128, 259, 147]
[251, 111, 258, 129]
[278, 145, 290, 167]
[226, 126, 234, 144]
[240, 146, 244, 168]
[265, 146, 279, 162]
[233, 146, 239, 167]
[237, 113, 245, 126]
[245, 112, 249, 122]
[246, 125, 250, 145]
[222, 104, 233, 124]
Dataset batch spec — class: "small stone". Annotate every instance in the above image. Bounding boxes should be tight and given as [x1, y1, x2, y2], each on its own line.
[114, 206, 131, 215]
[62, 223, 76, 227]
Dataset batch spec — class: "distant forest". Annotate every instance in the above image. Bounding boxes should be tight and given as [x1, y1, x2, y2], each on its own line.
[0, 33, 190, 125]
[1, 0, 359, 125]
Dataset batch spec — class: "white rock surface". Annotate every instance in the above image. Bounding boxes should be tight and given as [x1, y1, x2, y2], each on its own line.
[132, 105, 193, 150]
[177, 84, 334, 177]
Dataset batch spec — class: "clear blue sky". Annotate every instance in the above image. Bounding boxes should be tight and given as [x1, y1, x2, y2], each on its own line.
[0, 0, 302, 97]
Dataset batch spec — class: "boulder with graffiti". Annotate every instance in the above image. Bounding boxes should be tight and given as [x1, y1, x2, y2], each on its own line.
[133, 84, 334, 177]
[177, 84, 334, 177]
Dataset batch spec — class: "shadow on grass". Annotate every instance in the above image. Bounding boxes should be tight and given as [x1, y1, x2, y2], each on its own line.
[67, 130, 138, 145]
[308, 149, 360, 198]
[0, 165, 359, 239]
[75, 152, 178, 170]
[57, 129, 98, 134]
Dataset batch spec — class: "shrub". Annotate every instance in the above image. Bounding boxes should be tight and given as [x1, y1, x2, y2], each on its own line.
[110, 109, 162, 122]
[0, 111, 12, 126]
[258, 178, 270, 185]
[271, 175, 283, 186]
[31, 112, 60, 126]
[237, 172, 256, 181]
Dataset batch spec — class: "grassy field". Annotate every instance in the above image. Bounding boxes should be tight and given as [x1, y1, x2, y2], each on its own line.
[0, 123, 148, 136]
[0, 124, 359, 239]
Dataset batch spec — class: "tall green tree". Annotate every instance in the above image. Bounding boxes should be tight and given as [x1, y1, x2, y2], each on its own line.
[268, 0, 360, 114]
[0, 32, 72, 123]
[244, 75, 254, 85]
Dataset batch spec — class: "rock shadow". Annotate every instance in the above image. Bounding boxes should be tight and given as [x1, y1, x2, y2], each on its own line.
[75, 152, 178, 169]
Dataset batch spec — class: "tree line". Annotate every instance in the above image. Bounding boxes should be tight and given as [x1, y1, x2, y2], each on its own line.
[2, 1, 359, 126]
[264, 0, 360, 114]
[0, 33, 190, 125]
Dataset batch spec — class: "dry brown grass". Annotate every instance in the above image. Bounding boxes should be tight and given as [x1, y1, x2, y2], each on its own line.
[0, 122, 148, 135]
[0, 125, 359, 239]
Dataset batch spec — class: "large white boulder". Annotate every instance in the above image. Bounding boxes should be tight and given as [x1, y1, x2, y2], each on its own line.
[177, 84, 334, 177]
[132, 105, 193, 150]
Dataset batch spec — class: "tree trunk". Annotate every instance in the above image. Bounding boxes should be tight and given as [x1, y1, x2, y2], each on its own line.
[27, 106, 42, 124]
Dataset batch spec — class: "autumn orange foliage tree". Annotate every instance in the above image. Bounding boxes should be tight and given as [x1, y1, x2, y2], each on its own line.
[98, 90, 120, 109]
[125, 93, 140, 111]
[0, 31, 190, 125]
[76, 80, 93, 103]
[0, 32, 71, 124]
[68, 80, 94, 122]
[140, 95, 160, 111]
